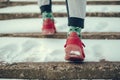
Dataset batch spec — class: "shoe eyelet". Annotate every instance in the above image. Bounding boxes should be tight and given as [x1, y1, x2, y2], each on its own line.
[75, 28, 78, 31]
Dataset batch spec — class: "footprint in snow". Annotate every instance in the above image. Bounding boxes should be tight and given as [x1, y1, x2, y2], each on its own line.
[96, 22, 108, 31]
[21, 40, 40, 53]
[0, 44, 18, 61]
[45, 49, 65, 62]
[92, 45, 105, 60]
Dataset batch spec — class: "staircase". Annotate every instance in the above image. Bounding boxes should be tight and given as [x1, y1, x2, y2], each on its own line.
[0, 0, 120, 79]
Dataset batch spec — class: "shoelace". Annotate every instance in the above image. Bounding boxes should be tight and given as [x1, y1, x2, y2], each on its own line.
[64, 37, 85, 48]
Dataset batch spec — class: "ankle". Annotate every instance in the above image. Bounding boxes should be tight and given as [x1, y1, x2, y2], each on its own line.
[42, 12, 54, 20]
[68, 26, 82, 38]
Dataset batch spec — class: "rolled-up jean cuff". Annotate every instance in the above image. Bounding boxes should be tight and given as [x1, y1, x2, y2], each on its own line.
[40, 5, 52, 13]
[68, 17, 84, 28]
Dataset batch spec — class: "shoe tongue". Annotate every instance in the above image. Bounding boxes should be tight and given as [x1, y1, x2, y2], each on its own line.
[70, 32, 78, 37]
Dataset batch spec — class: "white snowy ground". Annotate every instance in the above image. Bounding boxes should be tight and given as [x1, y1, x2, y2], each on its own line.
[0, 5, 120, 13]
[0, 17, 120, 33]
[0, 38, 120, 63]
[0, 17, 120, 63]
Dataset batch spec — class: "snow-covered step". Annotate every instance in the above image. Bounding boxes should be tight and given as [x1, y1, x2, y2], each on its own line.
[0, 5, 120, 13]
[0, 17, 120, 33]
[0, 5, 119, 19]
[1, 0, 119, 7]
[0, 38, 120, 63]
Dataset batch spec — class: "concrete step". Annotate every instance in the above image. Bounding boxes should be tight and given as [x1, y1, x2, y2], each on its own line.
[0, 32, 120, 39]
[0, 62, 119, 79]
[0, 12, 120, 20]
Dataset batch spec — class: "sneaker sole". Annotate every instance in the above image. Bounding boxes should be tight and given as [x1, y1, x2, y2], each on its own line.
[65, 44, 84, 62]
[42, 29, 56, 35]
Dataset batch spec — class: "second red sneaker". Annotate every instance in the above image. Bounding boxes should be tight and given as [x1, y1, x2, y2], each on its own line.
[64, 32, 85, 62]
[42, 18, 56, 35]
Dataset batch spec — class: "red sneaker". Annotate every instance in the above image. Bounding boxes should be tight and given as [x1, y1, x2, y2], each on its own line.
[42, 18, 56, 35]
[64, 32, 85, 62]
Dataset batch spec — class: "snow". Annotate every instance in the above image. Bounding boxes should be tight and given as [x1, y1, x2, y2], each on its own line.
[0, 38, 120, 64]
[0, 5, 120, 13]
[0, 17, 120, 33]
[0, 17, 120, 63]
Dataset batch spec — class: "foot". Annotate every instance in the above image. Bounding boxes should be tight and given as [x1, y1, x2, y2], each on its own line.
[41, 12, 56, 35]
[64, 32, 85, 62]
[42, 18, 56, 35]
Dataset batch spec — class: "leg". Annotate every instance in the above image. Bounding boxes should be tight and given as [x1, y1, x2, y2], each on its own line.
[65, 0, 86, 61]
[66, 0, 86, 28]
[38, 0, 52, 13]
[38, 0, 56, 35]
